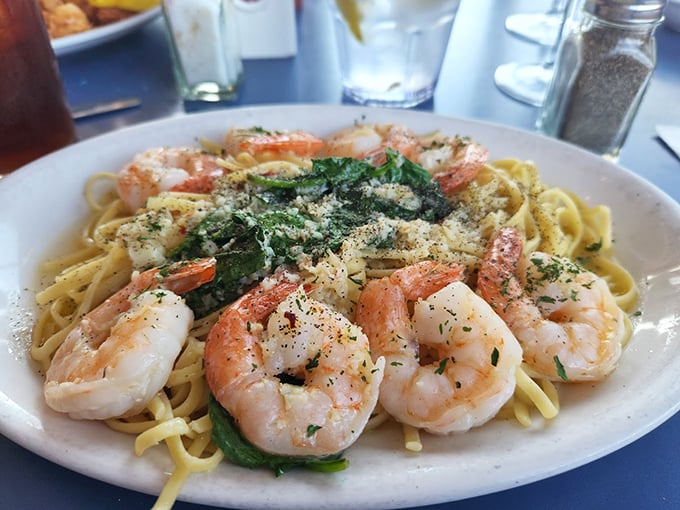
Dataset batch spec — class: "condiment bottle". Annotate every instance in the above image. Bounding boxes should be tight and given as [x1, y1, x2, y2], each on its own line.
[0, 0, 77, 174]
[536, 0, 665, 162]
[162, 0, 243, 102]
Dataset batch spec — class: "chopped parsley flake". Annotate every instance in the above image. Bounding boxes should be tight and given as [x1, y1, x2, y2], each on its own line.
[434, 358, 449, 375]
[305, 351, 321, 371]
[491, 347, 499, 367]
[553, 355, 568, 381]
[585, 239, 603, 252]
[306, 424, 322, 437]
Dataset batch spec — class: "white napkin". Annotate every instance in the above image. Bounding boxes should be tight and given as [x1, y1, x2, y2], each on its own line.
[656, 125, 680, 160]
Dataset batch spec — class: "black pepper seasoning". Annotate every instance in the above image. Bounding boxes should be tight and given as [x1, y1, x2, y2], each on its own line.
[536, 0, 665, 161]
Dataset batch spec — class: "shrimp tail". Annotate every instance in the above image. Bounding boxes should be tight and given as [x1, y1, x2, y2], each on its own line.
[477, 226, 524, 312]
[239, 131, 325, 156]
[169, 170, 223, 195]
[152, 257, 217, 295]
[84, 258, 217, 329]
[232, 279, 304, 323]
[390, 261, 466, 301]
[433, 142, 488, 193]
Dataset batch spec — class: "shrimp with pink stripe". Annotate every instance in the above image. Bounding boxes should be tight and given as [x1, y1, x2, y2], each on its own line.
[223, 127, 325, 158]
[44, 257, 216, 420]
[416, 131, 489, 193]
[322, 123, 488, 192]
[116, 147, 226, 213]
[205, 272, 384, 457]
[116, 128, 324, 214]
[477, 226, 625, 381]
[355, 261, 522, 434]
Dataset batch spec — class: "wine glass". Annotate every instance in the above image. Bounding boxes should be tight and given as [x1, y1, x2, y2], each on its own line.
[494, 0, 573, 106]
[504, 0, 569, 46]
[493, 56, 556, 107]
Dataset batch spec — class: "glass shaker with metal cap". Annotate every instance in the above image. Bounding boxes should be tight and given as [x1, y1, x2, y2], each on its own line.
[536, 0, 666, 161]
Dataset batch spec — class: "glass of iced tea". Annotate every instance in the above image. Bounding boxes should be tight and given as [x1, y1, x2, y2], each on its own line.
[0, 0, 77, 174]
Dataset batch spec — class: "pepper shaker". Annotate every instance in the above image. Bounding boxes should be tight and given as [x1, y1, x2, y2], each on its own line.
[536, 0, 666, 162]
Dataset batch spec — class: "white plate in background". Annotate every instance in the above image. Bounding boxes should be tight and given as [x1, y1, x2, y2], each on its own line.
[51, 7, 161, 57]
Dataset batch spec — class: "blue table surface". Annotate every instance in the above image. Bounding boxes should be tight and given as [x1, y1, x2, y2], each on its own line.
[2, 1, 679, 509]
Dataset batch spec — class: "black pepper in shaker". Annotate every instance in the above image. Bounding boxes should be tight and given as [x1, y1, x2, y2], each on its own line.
[536, 0, 666, 161]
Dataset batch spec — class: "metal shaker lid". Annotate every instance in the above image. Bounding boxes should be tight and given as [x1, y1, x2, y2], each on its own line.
[584, 0, 667, 23]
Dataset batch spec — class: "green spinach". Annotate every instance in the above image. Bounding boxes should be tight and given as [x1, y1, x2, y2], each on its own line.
[208, 394, 349, 476]
[171, 150, 451, 317]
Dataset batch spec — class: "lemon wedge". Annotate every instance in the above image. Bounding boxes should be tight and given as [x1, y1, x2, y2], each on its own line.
[336, 0, 363, 43]
[87, 0, 160, 12]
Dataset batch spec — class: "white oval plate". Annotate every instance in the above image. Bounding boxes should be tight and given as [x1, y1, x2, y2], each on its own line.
[51, 7, 161, 57]
[1, 104, 680, 509]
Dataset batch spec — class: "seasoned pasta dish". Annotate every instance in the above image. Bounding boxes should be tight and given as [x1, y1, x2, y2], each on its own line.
[30, 123, 637, 509]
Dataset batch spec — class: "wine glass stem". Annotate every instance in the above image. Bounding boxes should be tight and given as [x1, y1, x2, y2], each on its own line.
[547, 0, 570, 16]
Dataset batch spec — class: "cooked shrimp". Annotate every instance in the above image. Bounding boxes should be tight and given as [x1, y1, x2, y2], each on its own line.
[416, 131, 489, 193]
[205, 272, 384, 457]
[44, 258, 216, 420]
[355, 261, 522, 434]
[223, 127, 325, 158]
[323, 123, 420, 165]
[477, 226, 625, 381]
[116, 147, 224, 213]
[323, 124, 488, 191]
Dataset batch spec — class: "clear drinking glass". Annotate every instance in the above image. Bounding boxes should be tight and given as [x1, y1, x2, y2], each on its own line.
[504, 0, 569, 46]
[327, 0, 462, 108]
[0, 0, 76, 174]
[493, 46, 559, 107]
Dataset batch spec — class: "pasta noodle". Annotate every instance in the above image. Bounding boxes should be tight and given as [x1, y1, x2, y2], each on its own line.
[30, 124, 638, 509]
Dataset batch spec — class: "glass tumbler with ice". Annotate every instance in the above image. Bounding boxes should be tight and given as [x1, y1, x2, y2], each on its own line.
[327, 0, 461, 108]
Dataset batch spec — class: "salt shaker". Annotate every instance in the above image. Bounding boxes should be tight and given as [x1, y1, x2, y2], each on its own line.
[162, 0, 243, 101]
[536, 0, 666, 161]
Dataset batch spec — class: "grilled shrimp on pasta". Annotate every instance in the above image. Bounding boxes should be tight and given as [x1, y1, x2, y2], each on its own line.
[223, 127, 325, 158]
[355, 261, 522, 434]
[477, 226, 625, 381]
[205, 272, 385, 457]
[116, 147, 225, 213]
[44, 258, 216, 420]
[322, 123, 488, 192]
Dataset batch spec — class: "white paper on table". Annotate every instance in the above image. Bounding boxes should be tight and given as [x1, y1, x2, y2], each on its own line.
[656, 125, 680, 161]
